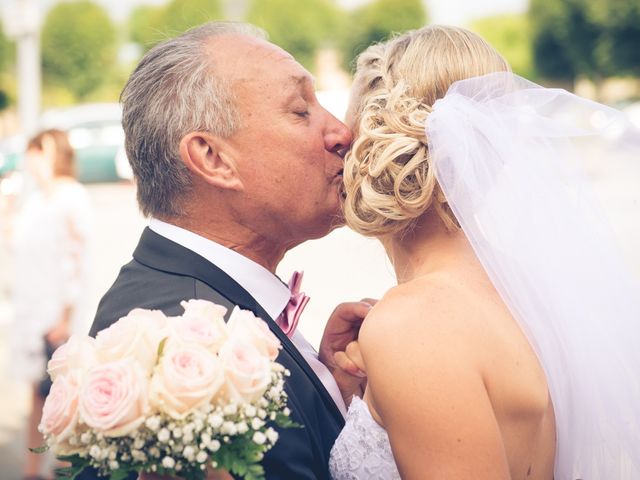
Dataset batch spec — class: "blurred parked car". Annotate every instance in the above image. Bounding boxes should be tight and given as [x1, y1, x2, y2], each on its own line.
[0, 103, 133, 186]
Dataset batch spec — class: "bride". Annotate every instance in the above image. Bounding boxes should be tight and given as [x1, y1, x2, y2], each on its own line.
[329, 25, 640, 479]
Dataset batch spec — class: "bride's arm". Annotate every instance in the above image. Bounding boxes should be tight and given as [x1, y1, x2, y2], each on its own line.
[359, 286, 511, 480]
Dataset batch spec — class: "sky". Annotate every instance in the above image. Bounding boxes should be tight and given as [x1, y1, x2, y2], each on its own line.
[2, 0, 530, 29]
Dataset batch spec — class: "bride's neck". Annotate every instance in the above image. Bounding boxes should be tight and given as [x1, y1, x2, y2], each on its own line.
[382, 215, 478, 284]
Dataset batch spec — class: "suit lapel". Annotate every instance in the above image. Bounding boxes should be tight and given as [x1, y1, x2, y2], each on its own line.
[133, 228, 344, 426]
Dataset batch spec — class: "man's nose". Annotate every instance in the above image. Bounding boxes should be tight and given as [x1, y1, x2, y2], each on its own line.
[325, 115, 353, 154]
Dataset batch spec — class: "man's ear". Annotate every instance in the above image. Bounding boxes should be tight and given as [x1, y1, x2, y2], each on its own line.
[179, 132, 243, 190]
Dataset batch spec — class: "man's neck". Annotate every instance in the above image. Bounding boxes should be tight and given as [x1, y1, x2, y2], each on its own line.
[160, 215, 286, 273]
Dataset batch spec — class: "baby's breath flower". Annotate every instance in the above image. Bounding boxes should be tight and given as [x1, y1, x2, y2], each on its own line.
[258, 408, 267, 419]
[236, 421, 248, 434]
[208, 414, 224, 429]
[182, 445, 195, 462]
[266, 428, 279, 444]
[172, 428, 183, 439]
[194, 418, 204, 431]
[161, 456, 176, 469]
[157, 428, 170, 443]
[196, 451, 208, 463]
[108, 460, 119, 470]
[252, 432, 266, 445]
[223, 404, 237, 415]
[251, 418, 264, 430]
[89, 445, 101, 459]
[209, 440, 221, 452]
[221, 421, 237, 435]
[145, 416, 161, 431]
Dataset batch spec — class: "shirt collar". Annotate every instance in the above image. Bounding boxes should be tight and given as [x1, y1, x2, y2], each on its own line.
[149, 218, 290, 320]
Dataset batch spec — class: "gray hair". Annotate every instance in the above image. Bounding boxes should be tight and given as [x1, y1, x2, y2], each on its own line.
[121, 22, 266, 218]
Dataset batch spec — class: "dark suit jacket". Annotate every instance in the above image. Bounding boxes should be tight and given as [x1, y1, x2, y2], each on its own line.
[81, 227, 344, 479]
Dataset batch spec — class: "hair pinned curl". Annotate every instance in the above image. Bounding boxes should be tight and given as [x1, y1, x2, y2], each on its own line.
[343, 25, 510, 237]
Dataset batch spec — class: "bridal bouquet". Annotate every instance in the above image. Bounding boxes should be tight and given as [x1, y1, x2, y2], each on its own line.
[36, 300, 296, 480]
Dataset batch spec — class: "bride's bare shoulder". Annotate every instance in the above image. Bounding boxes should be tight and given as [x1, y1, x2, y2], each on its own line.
[362, 273, 476, 338]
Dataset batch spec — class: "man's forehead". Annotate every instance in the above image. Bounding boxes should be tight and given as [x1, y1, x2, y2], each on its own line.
[286, 73, 316, 89]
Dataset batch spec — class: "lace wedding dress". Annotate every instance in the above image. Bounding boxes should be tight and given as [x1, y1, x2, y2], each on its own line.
[329, 396, 400, 479]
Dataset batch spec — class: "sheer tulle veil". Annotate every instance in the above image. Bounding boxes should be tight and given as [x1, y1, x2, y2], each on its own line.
[425, 72, 640, 479]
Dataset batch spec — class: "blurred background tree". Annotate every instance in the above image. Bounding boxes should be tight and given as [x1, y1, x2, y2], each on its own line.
[339, 0, 427, 72]
[246, 0, 342, 70]
[41, 1, 117, 102]
[529, 0, 640, 91]
[0, 18, 14, 111]
[128, 0, 222, 52]
[471, 14, 536, 80]
[590, 0, 640, 78]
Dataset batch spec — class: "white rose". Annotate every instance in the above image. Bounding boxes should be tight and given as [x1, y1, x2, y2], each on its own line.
[219, 339, 272, 404]
[167, 300, 229, 353]
[227, 307, 281, 361]
[95, 308, 168, 372]
[149, 341, 225, 419]
[79, 358, 150, 437]
[47, 335, 98, 381]
[39, 371, 82, 446]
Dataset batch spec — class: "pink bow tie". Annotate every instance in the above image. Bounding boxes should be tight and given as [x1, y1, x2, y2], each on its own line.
[277, 271, 310, 338]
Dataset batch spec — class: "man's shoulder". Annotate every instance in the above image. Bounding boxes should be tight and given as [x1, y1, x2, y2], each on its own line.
[90, 258, 224, 336]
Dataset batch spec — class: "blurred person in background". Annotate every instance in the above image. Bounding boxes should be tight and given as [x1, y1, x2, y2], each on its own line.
[10, 129, 92, 480]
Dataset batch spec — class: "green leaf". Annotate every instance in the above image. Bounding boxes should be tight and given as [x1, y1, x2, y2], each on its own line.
[53, 465, 84, 479]
[29, 444, 50, 454]
[109, 468, 134, 480]
[157, 337, 168, 360]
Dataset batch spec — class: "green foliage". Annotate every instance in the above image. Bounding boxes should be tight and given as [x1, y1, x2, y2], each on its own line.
[590, 0, 640, 76]
[128, 5, 168, 51]
[246, 0, 342, 71]
[41, 1, 117, 100]
[530, 0, 640, 81]
[128, 0, 222, 52]
[339, 0, 427, 72]
[471, 14, 537, 80]
[0, 18, 13, 72]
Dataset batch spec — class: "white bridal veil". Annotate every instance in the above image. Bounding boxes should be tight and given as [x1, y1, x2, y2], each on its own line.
[426, 72, 640, 479]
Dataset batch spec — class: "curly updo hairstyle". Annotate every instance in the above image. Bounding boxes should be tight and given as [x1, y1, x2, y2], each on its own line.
[343, 25, 510, 237]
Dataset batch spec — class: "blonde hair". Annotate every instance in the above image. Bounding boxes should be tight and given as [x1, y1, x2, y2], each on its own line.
[343, 25, 510, 237]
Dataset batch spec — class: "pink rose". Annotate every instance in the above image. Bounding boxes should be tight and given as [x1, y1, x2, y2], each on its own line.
[219, 339, 272, 403]
[180, 299, 228, 321]
[79, 359, 149, 437]
[95, 308, 167, 372]
[227, 307, 281, 361]
[149, 341, 225, 419]
[40, 371, 81, 445]
[168, 300, 229, 353]
[47, 335, 97, 381]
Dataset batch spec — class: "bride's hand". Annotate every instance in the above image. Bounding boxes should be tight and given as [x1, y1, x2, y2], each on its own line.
[319, 300, 375, 404]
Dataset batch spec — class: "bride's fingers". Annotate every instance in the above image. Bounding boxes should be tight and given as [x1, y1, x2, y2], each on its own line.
[334, 350, 366, 377]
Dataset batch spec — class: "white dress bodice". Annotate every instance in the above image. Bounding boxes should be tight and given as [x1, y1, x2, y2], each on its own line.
[329, 396, 400, 479]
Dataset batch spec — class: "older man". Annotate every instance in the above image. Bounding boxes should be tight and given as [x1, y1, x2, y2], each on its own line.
[86, 22, 366, 480]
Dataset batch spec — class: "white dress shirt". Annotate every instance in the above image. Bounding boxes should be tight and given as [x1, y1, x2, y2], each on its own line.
[149, 218, 347, 417]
